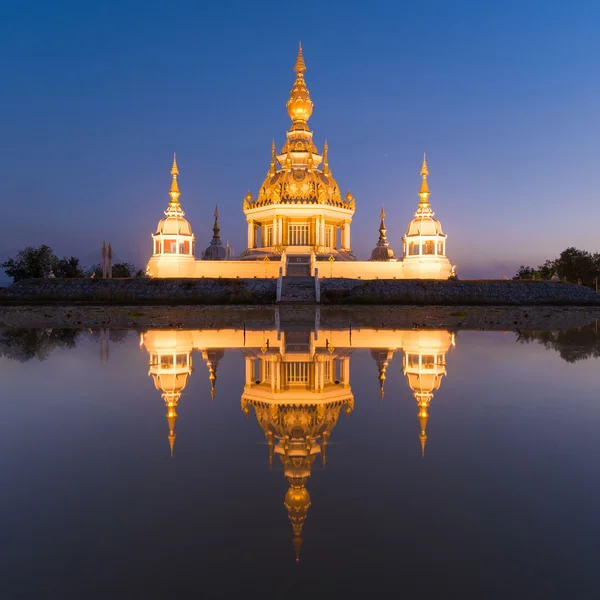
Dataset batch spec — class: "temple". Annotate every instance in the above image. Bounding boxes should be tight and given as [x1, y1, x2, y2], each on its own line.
[140, 321, 454, 558]
[146, 45, 454, 280]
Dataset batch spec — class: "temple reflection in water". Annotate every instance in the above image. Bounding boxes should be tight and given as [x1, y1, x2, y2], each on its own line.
[140, 318, 454, 558]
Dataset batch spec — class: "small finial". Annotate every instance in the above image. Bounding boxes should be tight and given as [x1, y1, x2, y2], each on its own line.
[295, 42, 306, 75]
[322, 139, 330, 175]
[214, 205, 219, 218]
[169, 154, 181, 205]
[380, 205, 385, 220]
[421, 152, 428, 177]
[419, 153, 430, 203]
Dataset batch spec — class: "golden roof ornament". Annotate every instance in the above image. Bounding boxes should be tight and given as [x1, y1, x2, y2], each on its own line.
[419, 153, 430, 205]
[378, 206, 388, 246]
[286, 43, 313, 130]
[269, 139, 277, 176]
[322, 139, 330, 175]
[169, 152, 181, 206]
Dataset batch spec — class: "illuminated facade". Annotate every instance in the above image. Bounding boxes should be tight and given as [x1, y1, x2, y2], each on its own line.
[141, 322, 454, 558]
[146, 45, 454, 280]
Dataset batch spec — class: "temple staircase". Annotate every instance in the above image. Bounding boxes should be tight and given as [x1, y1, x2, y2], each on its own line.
[278, 276, 317, 303]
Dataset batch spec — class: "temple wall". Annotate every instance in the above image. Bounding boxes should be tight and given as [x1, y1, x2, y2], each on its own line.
[402, 256, 453, 280]
[147, 256, 283, 279]
[192, 260, 282, 279]
[314, 260, 405, 279]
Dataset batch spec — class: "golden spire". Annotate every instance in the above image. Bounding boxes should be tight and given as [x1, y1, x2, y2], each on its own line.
[321, 431, 329, 467]
[208, 363, 216, 402]
[266, 431, 275, 469]
[269, 139, 277, 176]
[284, 481, 311, 562]
[377, 205, 388, 247]
[417, 396, 430, 457]
[322, 139, 330, 175]
[419, 153, 430, 205]
[295, 42, 306, 74]
[169, 153, 181, 206]
[286, 43, 313, 129]
[166, 399, 178, 457]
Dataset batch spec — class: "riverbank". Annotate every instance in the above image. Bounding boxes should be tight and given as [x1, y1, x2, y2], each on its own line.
[1, 277, 599, 306]
[1, 304, 598, 331]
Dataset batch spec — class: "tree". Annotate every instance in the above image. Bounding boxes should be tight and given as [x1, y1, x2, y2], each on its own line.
[0, 328, 81, 362]
[112, 262, 136, 278]
[554, 247, 599, 285]
[54, 256, 84, 278]
[513, 265, 536, 280]
[87, 262, 138, 279]
[2, 245, 58, 281]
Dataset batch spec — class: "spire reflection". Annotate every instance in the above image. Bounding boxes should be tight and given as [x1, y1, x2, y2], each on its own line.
[139, 320, 456, 558]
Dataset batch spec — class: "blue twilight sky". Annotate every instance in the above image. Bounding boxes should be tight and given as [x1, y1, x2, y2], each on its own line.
[0, 0, 598, 279]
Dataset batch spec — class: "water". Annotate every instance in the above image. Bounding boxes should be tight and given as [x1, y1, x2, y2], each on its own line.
[0, 320, 599, 599]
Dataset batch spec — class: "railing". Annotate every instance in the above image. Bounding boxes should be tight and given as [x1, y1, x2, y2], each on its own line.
[314, 268, 320, 303]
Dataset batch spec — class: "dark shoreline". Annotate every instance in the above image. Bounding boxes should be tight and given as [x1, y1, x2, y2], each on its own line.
[1, 304, 599, 332]
[1, 277, 599, 307]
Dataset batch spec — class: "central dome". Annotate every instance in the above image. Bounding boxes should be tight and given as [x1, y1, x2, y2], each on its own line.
[255, 165, 345, 208]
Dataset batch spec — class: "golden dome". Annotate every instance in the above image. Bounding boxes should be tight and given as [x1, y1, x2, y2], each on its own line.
[405, 216, 444, 237]
[156, 215, 193, 236]
[254, 167, 348, 208]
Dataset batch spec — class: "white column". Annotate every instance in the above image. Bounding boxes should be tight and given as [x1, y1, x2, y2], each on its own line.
[272, 218, 278, 248]
[342, 357, 350, 387]
[247, 220, 254, 249]
[321, 217, 326, 247]
[245, 358, 253, 385]
[315, 217, 320, 246]
[278, 217, 283, 245]
[271, 362, 276, 392]
[342, 221, 349, 249]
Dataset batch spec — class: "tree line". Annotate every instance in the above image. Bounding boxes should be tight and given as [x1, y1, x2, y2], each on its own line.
[1, 245, 144, 282]
[514, 247, 600, 288]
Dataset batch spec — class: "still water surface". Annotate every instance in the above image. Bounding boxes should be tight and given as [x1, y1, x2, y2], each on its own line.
[0, 321, 599, 599]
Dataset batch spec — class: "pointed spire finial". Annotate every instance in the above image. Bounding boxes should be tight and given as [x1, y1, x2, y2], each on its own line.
[269, 139, 277, 175]
[322, 139, 330, 175]
[419, 153, 430, 204]
[294, 42, 306, 75]
[287, 44, 313, 126]
[169, 153, 181, 206]
[214, 205, 219, 219]
[377, 206, 388, 246]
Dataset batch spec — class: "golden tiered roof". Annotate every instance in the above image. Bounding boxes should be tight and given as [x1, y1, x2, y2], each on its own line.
[245, 45, 355, 211]
[405, 154, 445, 238]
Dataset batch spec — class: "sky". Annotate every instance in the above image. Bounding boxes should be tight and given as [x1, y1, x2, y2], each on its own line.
[0, 0, 598, 280]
